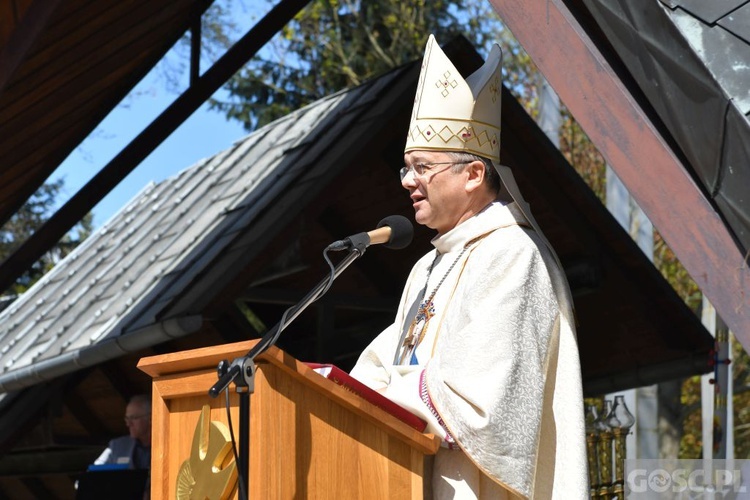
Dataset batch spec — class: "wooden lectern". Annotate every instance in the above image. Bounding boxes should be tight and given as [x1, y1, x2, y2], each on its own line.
[138, 340, 440, 499]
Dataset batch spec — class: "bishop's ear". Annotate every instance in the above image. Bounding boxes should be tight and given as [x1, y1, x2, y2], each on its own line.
[464, 160, 486, 193]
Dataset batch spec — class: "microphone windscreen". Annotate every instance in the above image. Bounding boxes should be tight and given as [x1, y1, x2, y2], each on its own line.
[377, 215, 414, 250]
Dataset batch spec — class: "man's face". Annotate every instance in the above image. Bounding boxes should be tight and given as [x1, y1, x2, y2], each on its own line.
[124, 401, 151, 445]
[401, 151, 469, 235]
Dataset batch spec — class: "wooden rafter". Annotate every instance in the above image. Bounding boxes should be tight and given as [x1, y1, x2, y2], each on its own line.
[489, 0, 750, 343]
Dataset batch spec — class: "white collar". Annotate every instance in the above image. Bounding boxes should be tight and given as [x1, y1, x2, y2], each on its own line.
[431, 200, 528, 254]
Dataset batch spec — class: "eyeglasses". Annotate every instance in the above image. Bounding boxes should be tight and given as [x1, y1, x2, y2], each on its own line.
[399, 161, 467, 180]
[124, 414, 150, 423]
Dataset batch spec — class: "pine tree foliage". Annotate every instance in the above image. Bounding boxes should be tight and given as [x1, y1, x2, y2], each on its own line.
[208, 0, 512, 130]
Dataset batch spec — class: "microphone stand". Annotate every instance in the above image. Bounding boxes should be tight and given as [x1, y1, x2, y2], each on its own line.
[207, 244, 367, 500]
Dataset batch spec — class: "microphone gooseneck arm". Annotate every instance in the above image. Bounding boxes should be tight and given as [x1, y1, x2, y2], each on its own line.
[209, 246, 363, 398]
[209, 215, 413, 395]
[207, 246, 364, 500]
[246, 248, 362, 364]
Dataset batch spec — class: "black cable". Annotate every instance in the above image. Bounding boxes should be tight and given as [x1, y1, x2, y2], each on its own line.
[226, 388, 248, 500]
[263, 246, 338, 352]
[219, 247, 337, 499]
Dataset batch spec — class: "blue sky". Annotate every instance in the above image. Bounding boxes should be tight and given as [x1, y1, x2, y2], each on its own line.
[52, 81, 248, 229]
[51, 0, 261, 229]
[49, 1, 501, 230]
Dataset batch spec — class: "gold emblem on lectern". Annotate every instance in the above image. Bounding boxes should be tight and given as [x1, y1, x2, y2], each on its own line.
[176, 405, 237, 499]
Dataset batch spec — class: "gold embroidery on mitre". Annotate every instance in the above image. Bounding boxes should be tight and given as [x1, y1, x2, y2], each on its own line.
[435, 71, 458, 97]
[176, 405, 238, 500]
[405, 35, 504, 163]
[407, 122, 499, 158]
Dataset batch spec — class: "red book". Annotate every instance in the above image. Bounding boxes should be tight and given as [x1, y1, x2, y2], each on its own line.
[305, 363, 427, 432]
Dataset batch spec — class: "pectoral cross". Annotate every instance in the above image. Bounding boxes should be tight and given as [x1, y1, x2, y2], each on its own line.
[399, 299, 435, 364]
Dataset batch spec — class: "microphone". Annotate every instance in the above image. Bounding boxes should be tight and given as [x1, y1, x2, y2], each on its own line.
[328, 215, 414, 253]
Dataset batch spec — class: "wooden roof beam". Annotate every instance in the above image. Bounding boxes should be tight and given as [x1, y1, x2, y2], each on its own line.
[0, 0, 63, 95]
[0, 0, 312, 296]
[489, 0, 750, 343]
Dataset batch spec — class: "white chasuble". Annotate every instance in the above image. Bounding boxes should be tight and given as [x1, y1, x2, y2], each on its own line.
[350, 201, 588, 499]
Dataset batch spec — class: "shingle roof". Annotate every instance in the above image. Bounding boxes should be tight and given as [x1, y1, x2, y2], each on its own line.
[0, 78, 384, 392]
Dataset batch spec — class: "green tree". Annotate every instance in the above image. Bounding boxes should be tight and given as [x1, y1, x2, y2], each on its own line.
[160, 0, 244, 93]
[558, 107, 607, 202]
[654, 227, 706, 459]
[209, 0, 512, 130]
[0, 179, 93, 295]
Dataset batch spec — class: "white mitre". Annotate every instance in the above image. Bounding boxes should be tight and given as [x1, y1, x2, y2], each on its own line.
[405, 34, 569, 303]
[405, 34, 503, 161]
